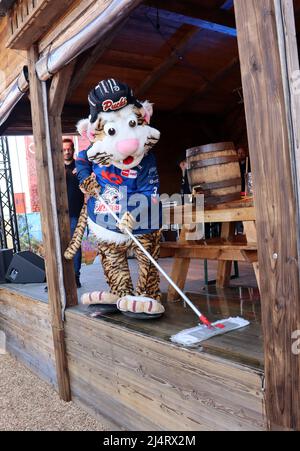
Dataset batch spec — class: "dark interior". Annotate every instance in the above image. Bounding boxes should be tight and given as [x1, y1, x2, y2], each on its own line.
[2, 0, 300, 194]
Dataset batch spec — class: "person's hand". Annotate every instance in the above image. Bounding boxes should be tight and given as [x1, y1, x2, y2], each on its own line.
[80, 175, 101, 199]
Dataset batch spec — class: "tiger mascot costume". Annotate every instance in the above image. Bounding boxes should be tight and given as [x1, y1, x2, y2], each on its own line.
[65, 79, 165, 317]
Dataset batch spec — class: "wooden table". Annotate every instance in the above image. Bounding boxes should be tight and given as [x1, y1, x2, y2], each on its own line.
[161, 198, 258, 302]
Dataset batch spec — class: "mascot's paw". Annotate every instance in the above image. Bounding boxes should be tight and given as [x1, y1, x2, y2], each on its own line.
[81, 291, 119, 305]
[118, 211, 135, 234]
[80, 175, 101, 198]
[117, 296, 165, 315]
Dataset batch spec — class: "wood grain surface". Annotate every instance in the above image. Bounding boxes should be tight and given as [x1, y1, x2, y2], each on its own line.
[28, 46, 71, 401]
[235, 0, 300, 431]
[0, 286, 266, 431]
[65, 302, 265, 431]
[0, 289, 57, 387]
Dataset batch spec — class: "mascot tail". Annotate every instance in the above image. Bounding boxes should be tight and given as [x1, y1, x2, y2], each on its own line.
[64, 204, 88, 260]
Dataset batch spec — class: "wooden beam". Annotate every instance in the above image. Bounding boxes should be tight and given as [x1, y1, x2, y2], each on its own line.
[67, 19, 128, 100]
[216, 222, 235, 287]
[146, 6, 236, 37]
[163, 206, 256, 225]
[274, 0, 300, 254]
[146, 0, 236, 29]
[136, 25, 199, 98]
[234, 0, 300, 430]
[274, 0, 300, 428]
[49, 62, 75, 116]
[27, 45, 71, 402]
[174, 57, 239, 114]
[167, 227, 191, 302]
[221, 0, 234, 10]
[161, 243, 257, 262]
[48, 62, 78, 309]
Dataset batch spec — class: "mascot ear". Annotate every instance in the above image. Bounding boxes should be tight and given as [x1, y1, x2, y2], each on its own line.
[77, 119, 90, 138]
[141, 101, 154, 125]
[76, 118, 95, 142]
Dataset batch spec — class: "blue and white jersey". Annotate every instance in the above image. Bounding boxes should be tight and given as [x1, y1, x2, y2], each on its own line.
[76, 150, 161, 235]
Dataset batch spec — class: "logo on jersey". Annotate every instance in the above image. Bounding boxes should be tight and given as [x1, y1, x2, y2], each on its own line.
[101, 170, 123, 185]
[148, 167, 159, 185]
[121, 169, 138, 179]
[94, 186, 123, 214]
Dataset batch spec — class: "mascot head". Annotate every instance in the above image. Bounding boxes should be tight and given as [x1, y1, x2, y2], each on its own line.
[77, 79, 161, 170]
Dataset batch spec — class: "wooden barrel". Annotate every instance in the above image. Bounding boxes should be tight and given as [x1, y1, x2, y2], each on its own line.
[187, 142, 241, 206]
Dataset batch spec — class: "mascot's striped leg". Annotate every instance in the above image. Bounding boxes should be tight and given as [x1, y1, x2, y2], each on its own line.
[132, 230, 162, 302]
[98, 240, 134, 298]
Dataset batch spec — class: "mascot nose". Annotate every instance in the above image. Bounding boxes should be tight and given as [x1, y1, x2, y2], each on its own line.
[117, 139, 139, 156]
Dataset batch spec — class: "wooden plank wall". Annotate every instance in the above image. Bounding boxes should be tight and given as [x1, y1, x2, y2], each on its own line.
[0, 17, 26, 96]
[0, 288, 266, 430]
[65, 309, 266, 431]
[0, 289, 57, 388]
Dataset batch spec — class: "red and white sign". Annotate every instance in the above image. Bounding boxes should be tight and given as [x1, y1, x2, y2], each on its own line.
[14, 193, 26, 214]
[121, 169, 138, 179]
[25, 136, 40, 213]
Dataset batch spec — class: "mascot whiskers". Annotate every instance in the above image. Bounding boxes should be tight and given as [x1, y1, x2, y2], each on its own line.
[65, 79, 164, 317]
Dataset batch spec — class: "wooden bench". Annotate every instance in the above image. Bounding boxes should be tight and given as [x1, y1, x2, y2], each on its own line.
[160, 240, 257, 263]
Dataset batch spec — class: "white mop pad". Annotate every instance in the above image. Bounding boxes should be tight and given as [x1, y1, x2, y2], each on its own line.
[171, 317, 250, 347]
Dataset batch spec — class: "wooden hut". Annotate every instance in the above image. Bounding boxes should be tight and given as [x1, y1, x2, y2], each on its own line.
[0, 0, 300, 431]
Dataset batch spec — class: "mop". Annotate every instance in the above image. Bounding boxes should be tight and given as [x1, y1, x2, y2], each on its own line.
[97, 195, 250, 346]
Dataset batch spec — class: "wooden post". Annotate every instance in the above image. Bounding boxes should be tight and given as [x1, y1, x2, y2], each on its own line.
[48, 62, 78, 308]
[27, 46, 71, 402]
[216, 222, 235, 287]
[167, 227, 191, 302]
[244, 221, 260, 290]
[234, 0, 300, 430]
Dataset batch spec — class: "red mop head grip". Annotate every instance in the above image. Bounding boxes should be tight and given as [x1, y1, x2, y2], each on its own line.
[199, 315, 212, 328]
[199, 315, 226, 330]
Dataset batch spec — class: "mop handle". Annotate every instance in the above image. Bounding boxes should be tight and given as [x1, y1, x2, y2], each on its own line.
[97, 195, 212, 326]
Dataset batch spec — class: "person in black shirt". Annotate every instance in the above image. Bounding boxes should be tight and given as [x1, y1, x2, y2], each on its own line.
[63, 139, 85, 288]
[178, 155, 191, 198]
[237, 147, 251, 193]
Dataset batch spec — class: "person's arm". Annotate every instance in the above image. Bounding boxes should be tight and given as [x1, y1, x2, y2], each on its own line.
[76, 149, 100, 197]
[75, 149, 92, 183]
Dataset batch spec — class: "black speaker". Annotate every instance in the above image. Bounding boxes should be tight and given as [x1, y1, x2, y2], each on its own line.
[5, 251, 46, 284]
[0, 249, 14, 283]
